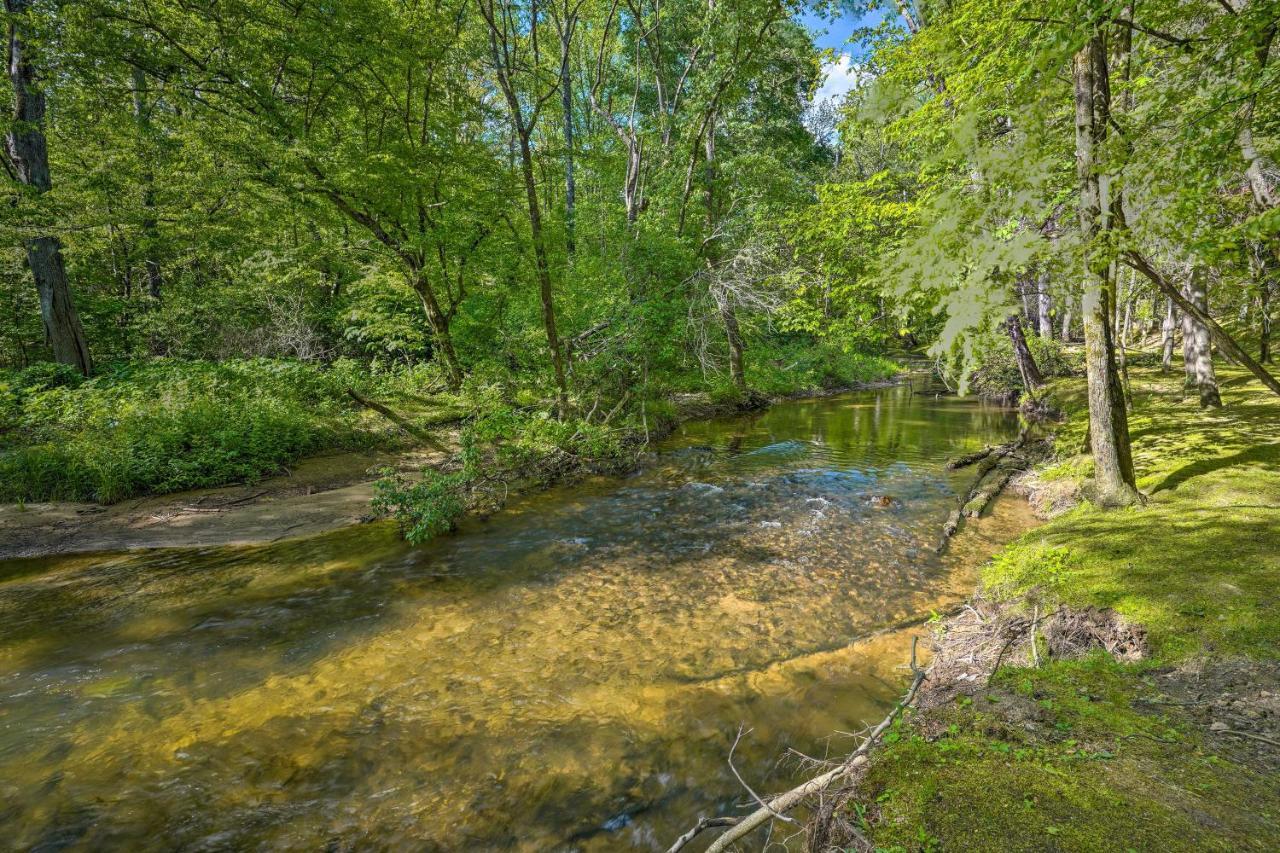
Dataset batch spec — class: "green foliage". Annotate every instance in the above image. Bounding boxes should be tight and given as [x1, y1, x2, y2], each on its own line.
[744, 340, 899, 396]
[963, 332, 1082, 398]
[371, 469, 468, 545]
[371, 406, 636, 545]
[0, 359, 422, 503]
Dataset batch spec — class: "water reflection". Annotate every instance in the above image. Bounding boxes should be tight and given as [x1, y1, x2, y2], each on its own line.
[0, 383, 1029, 850]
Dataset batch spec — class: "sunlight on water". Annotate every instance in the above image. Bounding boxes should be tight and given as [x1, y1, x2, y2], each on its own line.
[0, 383, 1034, 850]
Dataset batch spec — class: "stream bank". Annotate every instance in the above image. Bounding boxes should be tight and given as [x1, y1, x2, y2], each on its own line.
[0, 377, 902, 561]
[0, 376, 1035, 850]
[800, 364, 1280, 851]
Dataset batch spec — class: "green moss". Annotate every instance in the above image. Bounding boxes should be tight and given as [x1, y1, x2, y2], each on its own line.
[986, 365, 1280, 660]
[857, 363, 1280, 850]
[862, 655, 1279, 850]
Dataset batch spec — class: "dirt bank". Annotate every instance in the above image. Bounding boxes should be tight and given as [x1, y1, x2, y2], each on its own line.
[0, 444, 453, 559]
[0, 378, 907, 560]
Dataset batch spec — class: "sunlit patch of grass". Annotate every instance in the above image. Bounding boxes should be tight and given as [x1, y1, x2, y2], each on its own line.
[862, 655, 1279, 851]
[995, 364, 1280, 659]
[857, 363, 1280, 850]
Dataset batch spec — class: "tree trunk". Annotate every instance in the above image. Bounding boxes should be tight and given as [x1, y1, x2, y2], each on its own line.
[1181, 267, 1222, 408]
[1006, 314, 1043, 392]
[409, 267, 463, 390]
[517, 130, 570, 413]
[1127, 251, 1280, 396]
[1073, 34, 1140, 507]
[703, 111, 744, 390]
[1037, 272, 1053, 340]
[1021, 283, 1037, 332]
[1061, 303, 1073, 341]
[132, 67, 163, 300]
[1262, 279, 1273, 363]
[558, 22, 576, 255]
[5, 0, 92, 375]
[1160, 298, 1176, 373]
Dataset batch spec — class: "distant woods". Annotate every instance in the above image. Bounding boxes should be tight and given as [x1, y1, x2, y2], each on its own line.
[2, 0, 837, 400]
[3, 0, 1279, 512]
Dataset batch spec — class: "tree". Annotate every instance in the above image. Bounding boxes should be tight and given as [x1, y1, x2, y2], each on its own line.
[5, 0, 92, 374]
[478, 0, 570, 414]
[1072, 28, 1140, 506]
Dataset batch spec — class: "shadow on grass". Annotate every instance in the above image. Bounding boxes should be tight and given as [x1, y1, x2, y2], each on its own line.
[1149, 441, 1280, 495]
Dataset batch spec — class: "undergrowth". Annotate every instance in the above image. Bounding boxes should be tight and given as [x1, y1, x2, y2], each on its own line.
[372, 408, 636, 544]
[0, 359, 444, 503]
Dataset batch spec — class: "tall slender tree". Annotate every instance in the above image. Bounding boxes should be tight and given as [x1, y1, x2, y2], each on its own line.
[5, 0, 91, 374]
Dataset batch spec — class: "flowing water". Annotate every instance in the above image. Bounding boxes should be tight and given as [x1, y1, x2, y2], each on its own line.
[0, 381, 1035, 851]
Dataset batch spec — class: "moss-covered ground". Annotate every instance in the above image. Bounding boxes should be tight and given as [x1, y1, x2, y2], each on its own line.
[855, 363, 1280, 851]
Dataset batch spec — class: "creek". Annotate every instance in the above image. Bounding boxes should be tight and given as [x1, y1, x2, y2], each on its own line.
[0, 380, 1034, 850]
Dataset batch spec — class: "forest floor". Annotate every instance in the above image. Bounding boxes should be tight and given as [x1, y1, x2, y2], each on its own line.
[0, 378, 899, 560]
[812, 361, 1280, 851]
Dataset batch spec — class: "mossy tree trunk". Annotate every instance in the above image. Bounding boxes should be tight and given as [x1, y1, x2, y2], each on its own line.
[1073, 32, 1141, 507]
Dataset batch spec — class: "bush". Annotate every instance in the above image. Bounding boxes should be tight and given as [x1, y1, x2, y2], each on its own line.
[966, 333, 1082, 399]
[745, 341, 899, 395]
[0, 358, 430, 503]
[372, 406, 636, 545]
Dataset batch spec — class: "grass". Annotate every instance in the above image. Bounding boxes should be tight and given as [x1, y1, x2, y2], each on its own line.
[0, 347, 898, 508]
[854, 361, 1280, 851]
[0, 359, 460, 503]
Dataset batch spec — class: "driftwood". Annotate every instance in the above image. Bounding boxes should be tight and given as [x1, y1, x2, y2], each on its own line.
[939, 432, 1043, 551]
[670, 640, 927, 853]
[945, 445, 994, 470]
[962, 459, 1023, 518]
[345, 388, 448, 452]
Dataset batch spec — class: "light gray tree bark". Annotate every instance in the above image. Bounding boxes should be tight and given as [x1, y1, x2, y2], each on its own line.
[1037, 271, 1053, 340]
[1181, 267, 1222, 408]
[1161, 298, 1177, 373]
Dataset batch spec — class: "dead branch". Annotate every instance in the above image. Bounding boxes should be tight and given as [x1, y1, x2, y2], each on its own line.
[676, 639, 927, 853]
[728, 725, 799, 827]
[665, 817, 739, 853]
[345, 388, 448, 452]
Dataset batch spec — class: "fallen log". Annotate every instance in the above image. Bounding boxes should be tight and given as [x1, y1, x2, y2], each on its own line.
[345, 388, 448, 452]
[670, 640, 927, 853]
[945, 446, 994, 470]
[963, 464, 1020, 518]
[939, 433, 1044, 549]
[942, 508, 962, 538]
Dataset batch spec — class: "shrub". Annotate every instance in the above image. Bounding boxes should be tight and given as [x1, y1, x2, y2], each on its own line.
[372, 407, 635, 545]
[966, 333, 1082, 399]
[0, 358, 430, 503]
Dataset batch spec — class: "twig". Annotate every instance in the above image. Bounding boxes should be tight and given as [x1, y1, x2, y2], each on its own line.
[684, 639, 927, 853]
[1030, 605, 1040, 667]
[665, 817, 738, 853]
[1221, 729, 1280, 748]
[727, 725, 799, 826]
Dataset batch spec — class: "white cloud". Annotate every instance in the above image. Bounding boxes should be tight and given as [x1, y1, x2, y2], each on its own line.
[813, 53, 867, 108]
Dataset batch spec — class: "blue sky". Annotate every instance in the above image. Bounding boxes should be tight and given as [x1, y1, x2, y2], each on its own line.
[799, 5, 899, 106]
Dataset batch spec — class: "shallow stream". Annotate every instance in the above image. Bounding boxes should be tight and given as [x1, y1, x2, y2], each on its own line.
[0, 380, 1033, 850]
